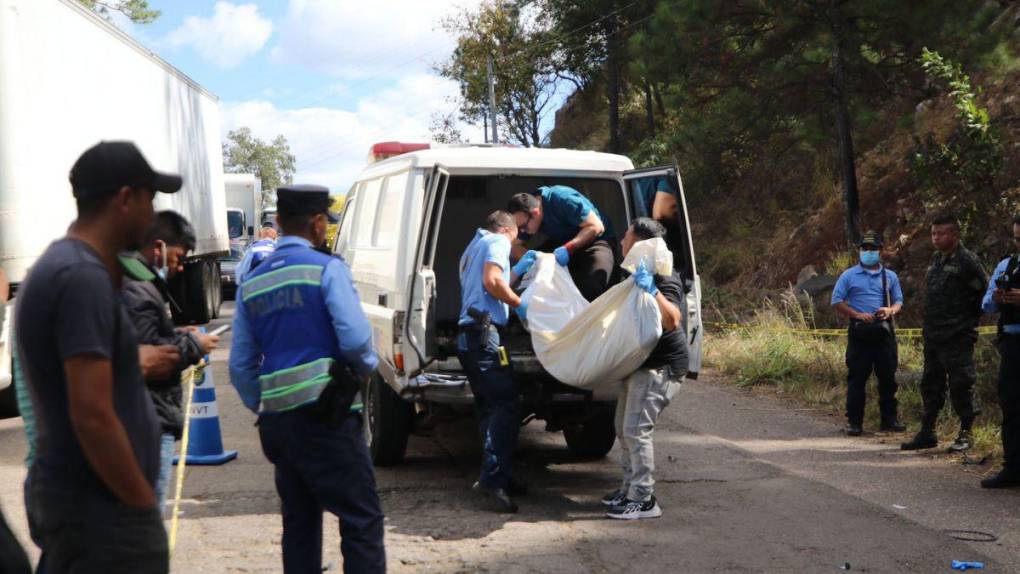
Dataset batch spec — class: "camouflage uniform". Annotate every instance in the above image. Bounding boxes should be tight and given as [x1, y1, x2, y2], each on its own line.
[921, 245, 988, 425]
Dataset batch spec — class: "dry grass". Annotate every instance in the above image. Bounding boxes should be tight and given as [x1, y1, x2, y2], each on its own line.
[705, 309, 1003, 461]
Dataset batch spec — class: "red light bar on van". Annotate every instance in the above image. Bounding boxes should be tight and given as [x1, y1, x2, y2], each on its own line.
[367, 141, 430, 164]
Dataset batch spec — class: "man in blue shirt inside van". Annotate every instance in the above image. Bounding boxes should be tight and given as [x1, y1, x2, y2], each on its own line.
[508, 185, 617, 302]
[831, 231, 906, 437]
[978, 214, 1020, 489]
[458, 210, 537, 513]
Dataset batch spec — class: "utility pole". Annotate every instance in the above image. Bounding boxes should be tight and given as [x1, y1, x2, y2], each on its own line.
[487, 52, 497, 144]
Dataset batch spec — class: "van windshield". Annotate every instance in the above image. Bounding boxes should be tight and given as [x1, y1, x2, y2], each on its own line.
[227, 210, 244, 239]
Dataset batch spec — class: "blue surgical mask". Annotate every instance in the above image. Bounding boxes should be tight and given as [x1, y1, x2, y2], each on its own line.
[860, 250, 880, 267]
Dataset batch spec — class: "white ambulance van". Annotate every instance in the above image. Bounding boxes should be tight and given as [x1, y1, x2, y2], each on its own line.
[336, 143, 702, 464]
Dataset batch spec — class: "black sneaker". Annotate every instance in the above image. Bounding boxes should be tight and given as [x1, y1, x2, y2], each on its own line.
[843, 423, 863, 437]
[947, 430, 973, 453]
[980, 469, 1020, 489]
[880, 420, 907, 432]
[607, 496, 662, 520]
[472, 481, 518, 513]
[600, 489, 627, 507]
[900, 432, 938, 451]
[507, 477, 529, 497]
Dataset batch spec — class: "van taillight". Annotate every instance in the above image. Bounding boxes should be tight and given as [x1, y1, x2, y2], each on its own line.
[395, 353, 404, 372]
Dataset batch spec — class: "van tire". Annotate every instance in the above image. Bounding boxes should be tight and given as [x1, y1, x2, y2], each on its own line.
[365, 374, 413, 466]
[563, 407, 616, 459]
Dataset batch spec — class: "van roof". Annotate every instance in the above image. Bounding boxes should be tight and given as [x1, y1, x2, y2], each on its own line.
[357, 146, 636, 179]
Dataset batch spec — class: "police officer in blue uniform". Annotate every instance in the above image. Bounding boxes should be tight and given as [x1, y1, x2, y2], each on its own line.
[234, 223, 278, 283]
[458, 211, 537, 513]
[831, 231, 907, 436]
[229, 184, 385, 573]
[980, 214, 1020, 489]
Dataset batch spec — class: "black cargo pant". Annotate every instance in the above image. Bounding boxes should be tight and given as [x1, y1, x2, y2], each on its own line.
[542, 238, 620, 302]
[457, 325, 520, 490]
[845, 331, 899, 426]
[258, 410, 386, 574]
[997, 335, 1020, 472]
[920, 336, 979, 423]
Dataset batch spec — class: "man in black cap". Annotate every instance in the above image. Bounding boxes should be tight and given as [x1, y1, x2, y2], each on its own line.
[229, 185, 385, 573]
[16, 141, 181, 573]
[830, 231, 906, 436]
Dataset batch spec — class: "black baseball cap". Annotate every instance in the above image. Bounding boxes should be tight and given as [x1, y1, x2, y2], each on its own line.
[70, 141, 183, 198]
[859, 230, 884, 248]
[276, 184, 339, 223]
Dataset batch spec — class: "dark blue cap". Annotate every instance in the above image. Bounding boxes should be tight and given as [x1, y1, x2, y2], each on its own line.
[276, 184, 339, 223]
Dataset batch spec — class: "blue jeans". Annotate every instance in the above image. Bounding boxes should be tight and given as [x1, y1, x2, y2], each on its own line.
[457, 325, 520, 490]
[154, 433, 175, 514]
[258, 410, 385, 574]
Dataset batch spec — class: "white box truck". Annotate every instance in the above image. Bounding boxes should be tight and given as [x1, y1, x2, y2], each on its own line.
[221, 173, 262, 296]
[0, 0, 229, 412]
[224, 173, 262, 245]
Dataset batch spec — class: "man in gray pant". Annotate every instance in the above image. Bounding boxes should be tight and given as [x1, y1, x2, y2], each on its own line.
[602, 218, 689, 520]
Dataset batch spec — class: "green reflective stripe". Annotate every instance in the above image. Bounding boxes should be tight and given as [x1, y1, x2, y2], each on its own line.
[259, 357, 333, 394]
[242, 265, 323, 302]
[261, 376, 332, 413]
[261, 373, 331, 400]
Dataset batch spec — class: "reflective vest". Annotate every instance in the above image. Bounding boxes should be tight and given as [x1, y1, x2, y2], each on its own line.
[1000, 255, 1020, 332]
[241, 246, 339, 413]
[249, 239, 276, 272]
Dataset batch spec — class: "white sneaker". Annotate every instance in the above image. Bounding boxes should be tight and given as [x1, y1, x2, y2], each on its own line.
[606, 496, 662, 520]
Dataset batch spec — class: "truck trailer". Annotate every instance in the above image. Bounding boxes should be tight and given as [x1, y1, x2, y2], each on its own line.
[0, 0, 230, 412]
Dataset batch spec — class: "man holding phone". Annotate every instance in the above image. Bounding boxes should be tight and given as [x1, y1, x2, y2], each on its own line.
[980, 215, 1020, 489]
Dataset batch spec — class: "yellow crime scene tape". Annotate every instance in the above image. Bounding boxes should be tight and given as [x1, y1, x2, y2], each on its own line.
[168, 360, 202, 555]
[704, 321, 998, 338]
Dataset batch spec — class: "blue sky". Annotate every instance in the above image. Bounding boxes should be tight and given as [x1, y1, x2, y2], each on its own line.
[111, 0, 494, 192]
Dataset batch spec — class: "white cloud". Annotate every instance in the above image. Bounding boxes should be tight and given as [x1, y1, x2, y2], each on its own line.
[270, 0, 481, 79]
[221, 73, 482, 193]
[165, 2, 273, 68]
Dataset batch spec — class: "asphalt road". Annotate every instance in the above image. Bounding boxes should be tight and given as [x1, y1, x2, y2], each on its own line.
[1, 302, 1018, 573]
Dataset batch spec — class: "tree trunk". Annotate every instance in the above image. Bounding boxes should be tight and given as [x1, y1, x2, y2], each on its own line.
[643, 77, 655, 136]
[607, 31, 621, 153]
[830, 3, 861, 248]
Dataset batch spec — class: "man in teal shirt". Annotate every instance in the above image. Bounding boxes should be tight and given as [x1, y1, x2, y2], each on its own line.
[508, 185, 618, 302]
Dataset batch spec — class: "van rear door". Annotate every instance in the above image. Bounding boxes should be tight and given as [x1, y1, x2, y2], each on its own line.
[622, 165, 703, 378]
[404, 165, 450, 376]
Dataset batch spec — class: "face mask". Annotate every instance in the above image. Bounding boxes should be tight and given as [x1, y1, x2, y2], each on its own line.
[859, 250, 880, 267]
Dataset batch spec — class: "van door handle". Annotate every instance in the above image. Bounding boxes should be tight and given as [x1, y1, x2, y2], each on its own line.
[378, 294, 388, 307]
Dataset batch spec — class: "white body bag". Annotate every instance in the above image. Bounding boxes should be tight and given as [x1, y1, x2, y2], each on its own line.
[519, 238, 673, 391]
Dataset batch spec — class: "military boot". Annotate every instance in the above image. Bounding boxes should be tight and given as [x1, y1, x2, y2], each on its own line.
[948, 417, 975, 453]
[901, 418, 938, 451]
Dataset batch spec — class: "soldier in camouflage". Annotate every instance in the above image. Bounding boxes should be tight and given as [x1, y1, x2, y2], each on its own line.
[902, 214, 988, 452]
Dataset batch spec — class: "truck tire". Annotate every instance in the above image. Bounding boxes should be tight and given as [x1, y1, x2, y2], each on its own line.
[211, 262, 222, 318]
[0, 384, 18, 419]
[365, 374, 413, 466]
[203, 261, 219, 320]
[563, 407, 616, 459]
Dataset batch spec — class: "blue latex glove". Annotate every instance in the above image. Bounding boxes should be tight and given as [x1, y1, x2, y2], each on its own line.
[553, 246, 570, 267]
[633, 261, 658, 296]
[951, 561, 984, 571]
[512, 250, 538, 276]
[515, 301, 528, 323]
